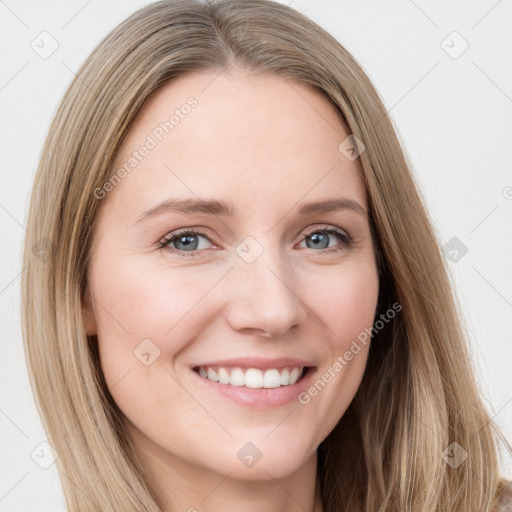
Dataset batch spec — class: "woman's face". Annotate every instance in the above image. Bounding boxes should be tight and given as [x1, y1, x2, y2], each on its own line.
[85, 68, 379, 485]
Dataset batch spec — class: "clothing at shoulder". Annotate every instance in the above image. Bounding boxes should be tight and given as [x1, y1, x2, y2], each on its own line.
[493, 480, 512, 512]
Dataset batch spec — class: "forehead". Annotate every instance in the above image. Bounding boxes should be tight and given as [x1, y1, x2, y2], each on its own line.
[106, 68, 366, 217]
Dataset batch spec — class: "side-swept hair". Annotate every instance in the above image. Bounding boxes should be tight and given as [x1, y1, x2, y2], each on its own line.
[21, 1, 511, 510]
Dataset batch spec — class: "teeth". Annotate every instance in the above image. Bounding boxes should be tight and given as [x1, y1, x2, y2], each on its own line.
[207, 368, 218, 382]
[218, 367, 230, 385]
[263, 369, 281, 388]
[289, 367, 300, 385]
[195, 365, 305, 388]
[230, 368, 245, 386]
[245, 368, 263, 388]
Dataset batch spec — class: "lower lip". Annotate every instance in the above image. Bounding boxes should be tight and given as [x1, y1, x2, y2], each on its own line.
[191, 367, 316, 409]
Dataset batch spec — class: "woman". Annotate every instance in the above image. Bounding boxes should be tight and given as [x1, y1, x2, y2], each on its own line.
[21, 0, 512, 510]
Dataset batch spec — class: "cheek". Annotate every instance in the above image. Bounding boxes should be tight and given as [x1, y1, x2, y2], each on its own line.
[89, 258, 209, 424]
[90, 256, 216, 340]
[314, 261, 379, 347]
[86, 246, 380, 479]
[297, 261, 378, 438]
[89, 255, 231, 392]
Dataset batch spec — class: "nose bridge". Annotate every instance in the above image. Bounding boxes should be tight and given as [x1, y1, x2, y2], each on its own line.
[225, 237, 304, 336]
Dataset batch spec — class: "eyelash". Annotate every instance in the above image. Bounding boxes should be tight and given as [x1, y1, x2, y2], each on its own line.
[158, 225, 353, 258]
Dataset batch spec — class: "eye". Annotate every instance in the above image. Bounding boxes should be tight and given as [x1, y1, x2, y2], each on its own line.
[298, 225, 352, 254]
[158, 228, 214, 257]
[158, 225, 353, 258]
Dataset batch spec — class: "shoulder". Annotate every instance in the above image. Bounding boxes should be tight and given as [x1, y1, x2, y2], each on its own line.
[493, 479, 512, 512]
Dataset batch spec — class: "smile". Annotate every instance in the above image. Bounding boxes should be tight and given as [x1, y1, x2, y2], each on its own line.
[193, 365, 306, 388]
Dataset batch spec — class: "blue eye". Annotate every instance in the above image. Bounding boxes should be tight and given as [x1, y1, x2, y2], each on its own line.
[158, 228, 213, 257]
[299, 227, 352, 252]
[158, 225, 352, 258]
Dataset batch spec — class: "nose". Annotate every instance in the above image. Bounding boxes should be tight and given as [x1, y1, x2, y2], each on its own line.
[224, 248, 306, 338]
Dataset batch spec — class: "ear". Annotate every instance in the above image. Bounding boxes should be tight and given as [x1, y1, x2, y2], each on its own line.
[83, 283, 98, 336]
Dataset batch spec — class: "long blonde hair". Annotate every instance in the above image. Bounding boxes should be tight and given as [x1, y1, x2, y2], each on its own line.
[21, 0, 511, 510]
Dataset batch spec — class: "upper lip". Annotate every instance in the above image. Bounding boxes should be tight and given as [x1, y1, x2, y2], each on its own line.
[192, 357, 315, 371]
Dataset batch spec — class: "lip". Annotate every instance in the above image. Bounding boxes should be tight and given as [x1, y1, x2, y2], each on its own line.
[191, 364, 317, 409]
[191, 357, 315, 371]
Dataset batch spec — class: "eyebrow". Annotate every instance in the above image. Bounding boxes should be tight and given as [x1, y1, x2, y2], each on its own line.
[135, 196, 368, 223]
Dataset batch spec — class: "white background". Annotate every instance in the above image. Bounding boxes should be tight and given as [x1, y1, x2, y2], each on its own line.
[1, 0, 511, 510]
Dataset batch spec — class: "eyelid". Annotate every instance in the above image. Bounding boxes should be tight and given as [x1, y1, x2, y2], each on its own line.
[158, 226, 215, 248]
[159, 224, 349, 245]
[158, 223, 354, 257]
[301, 224, 350, 240]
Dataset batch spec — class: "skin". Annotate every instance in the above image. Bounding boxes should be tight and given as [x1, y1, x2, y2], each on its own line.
[84, 68, 379, 512]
